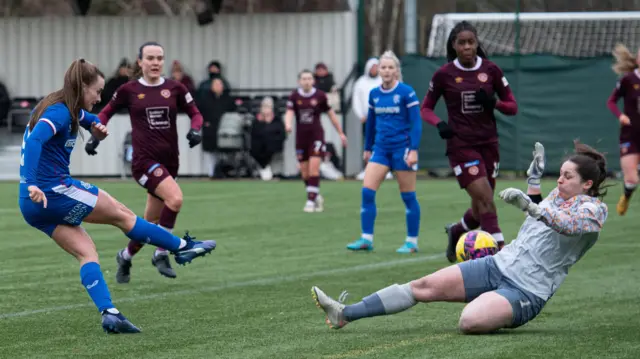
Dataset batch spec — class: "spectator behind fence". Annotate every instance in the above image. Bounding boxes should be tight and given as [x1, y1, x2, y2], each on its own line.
[96, 58, 131, 112]
[314, 63, 336, 93]
[251, 96, 286, 181]
[170, 60, 196, 94]
[198, 60, 231, 96]
[197, 77, 236, 178]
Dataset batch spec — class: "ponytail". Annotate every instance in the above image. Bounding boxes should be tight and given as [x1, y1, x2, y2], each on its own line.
[612, 43, 637, 76]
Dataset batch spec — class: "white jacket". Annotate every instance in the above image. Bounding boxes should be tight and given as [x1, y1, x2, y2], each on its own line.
[351, 58, 382, 120]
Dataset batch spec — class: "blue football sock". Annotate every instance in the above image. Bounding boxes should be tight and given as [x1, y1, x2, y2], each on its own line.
[80, 262, 114, 313]
[361, 187, 377, 237]
[401, 191, 420, 239]
[125, 217, 181, 251]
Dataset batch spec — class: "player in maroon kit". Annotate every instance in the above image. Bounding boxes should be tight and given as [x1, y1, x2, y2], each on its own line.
[85, 42, 204, 282]
[284, 69, 347, 213]
[420, 21, 518, 263]
[607, 43, 640, 216]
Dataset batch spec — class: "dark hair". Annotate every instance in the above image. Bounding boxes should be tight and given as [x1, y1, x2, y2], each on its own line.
[29, 59, 104, 135]
[132, 41, 164, 78]
[566, 140, 609, 198]
[446, 21, 488, 62]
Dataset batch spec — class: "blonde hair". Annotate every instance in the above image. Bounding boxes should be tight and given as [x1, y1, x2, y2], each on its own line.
[380, 50, 403, 82]
[612, 43, 638, 75]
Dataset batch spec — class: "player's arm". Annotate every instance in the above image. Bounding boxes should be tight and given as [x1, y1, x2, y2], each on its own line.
[177, 84, 204, 148]
[23, 116, 62, 186]
[364, 93, 376, 152]
[491, 66, 518, 116]
[406, 90, 422, 151]
[420, 71, 454, 139]
[284, 94, 295, 133]
[323, 94, 347, 146]
[607, 79, 630, 125]
[79, 110, 108, 141]
[97, 84, 129, 126]
[526, 142, 545, 204]
[538, 201, 606, 236]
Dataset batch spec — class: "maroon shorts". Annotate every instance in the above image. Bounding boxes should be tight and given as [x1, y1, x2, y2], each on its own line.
[448, 143, 500, 189]
[132, 160, 179, 198]
[296, 131, 325, 162]
[620, 138, 640, 157]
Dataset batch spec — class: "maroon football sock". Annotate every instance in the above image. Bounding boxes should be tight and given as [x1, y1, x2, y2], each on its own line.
[449, 208, 479, 240]
[159, 206, 179, 232]
[126, 241, 144, 258]
[479, 212, 503, 242]
[306, 176, 320, 201]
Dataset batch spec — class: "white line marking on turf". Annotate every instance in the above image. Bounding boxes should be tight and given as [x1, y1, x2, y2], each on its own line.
[0, 253, 444, 320]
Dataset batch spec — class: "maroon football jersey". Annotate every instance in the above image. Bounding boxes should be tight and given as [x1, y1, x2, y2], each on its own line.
[99, 78, 198, 169]
[286, 87, 330, 142]
[611, 70, 640, 141]
[427, 57, 511, 150]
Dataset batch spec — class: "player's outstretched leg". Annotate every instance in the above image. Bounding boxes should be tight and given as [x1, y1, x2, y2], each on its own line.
[115, 242, 141, 284]
[51, 225, 140, 334]
[311, 264, 466, 330]
[85, 190, 216, 266]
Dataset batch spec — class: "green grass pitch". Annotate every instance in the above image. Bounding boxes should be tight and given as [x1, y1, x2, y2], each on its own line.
[0, 178, 638, 359]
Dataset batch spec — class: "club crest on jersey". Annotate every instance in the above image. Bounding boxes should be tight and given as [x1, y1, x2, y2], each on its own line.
[455, 77, 463, 83]
[310, 99, 317, 106]
[137, 93, 145, 99]
[160, 89, 171, 98]
[65, 139, 76, 148]
[468, 166, 479, 175]
[393, 94, 401, 104]
[153, 167, 164, 177]
[477, 73, 488, 82]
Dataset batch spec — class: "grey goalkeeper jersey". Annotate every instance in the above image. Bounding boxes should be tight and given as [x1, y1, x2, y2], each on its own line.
[493, 188, 608, 301]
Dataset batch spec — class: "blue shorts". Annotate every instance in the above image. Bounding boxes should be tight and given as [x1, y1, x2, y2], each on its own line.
[370, 147, 417, 172]
[19, 179, 99, 237]
[457, 256, 546, 328]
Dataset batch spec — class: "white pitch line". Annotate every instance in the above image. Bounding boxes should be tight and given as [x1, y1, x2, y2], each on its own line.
[0, 252, 445, 320]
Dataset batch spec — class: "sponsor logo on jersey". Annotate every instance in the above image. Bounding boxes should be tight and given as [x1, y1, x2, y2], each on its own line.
[634, 84, 640, 90]
[455, 77, 463, 83]
[138, 93, 146, 99]
[160, 89, 171, 98]
[477, 73, 488, 82]
[65, 139, 76, 148]
[374, 106, 401, 114]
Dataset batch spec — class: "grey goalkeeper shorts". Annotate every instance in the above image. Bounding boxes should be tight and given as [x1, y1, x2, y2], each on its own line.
[457, 256, 547, 328]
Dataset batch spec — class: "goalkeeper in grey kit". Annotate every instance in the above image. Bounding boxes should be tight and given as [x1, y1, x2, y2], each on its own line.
[312, 141, 609, 333]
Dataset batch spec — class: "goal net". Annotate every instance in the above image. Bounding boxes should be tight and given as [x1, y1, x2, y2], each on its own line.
[426, 12, 640, 58]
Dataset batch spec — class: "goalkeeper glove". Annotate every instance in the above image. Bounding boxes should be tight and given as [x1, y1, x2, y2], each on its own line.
[499, 188, 542, 219]
[526, 142, 546, 187]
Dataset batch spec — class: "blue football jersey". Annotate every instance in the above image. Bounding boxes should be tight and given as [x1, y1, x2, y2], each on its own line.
[365, 82, 422, 152]
[19, 103, 99, 198]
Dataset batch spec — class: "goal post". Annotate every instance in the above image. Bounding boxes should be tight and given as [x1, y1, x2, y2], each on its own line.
[426, 11, 640, 58]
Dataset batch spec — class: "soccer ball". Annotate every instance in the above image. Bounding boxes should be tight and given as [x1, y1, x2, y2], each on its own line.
[455, 230, 498, 263]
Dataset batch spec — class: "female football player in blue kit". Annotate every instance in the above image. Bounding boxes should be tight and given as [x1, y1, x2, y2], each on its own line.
[18, 59, 216, 334]
[345, 51, 423, 253]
